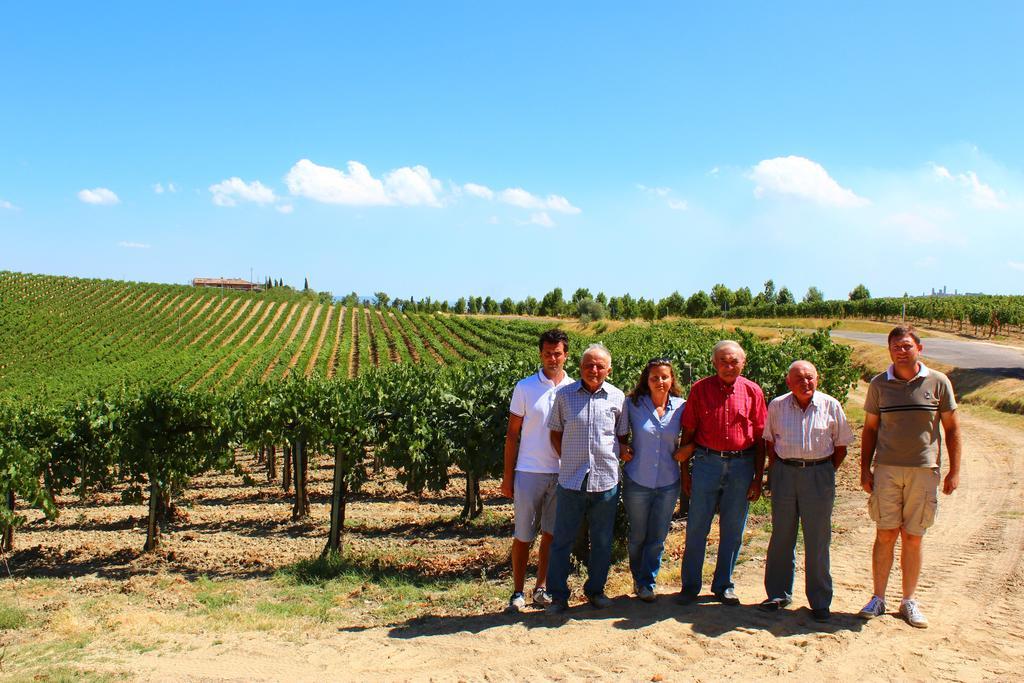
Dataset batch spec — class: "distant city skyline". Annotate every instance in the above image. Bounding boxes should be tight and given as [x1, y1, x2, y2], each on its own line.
[3, 3, 1023, 300]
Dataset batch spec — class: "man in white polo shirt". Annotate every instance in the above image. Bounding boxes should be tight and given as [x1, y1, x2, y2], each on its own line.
[502, 329, 574, 611]
[759, 360, 854, 622]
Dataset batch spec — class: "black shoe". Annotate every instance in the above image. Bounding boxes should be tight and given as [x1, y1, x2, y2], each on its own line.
[713, 588, 740, 606]
[674, 591, 699, 605]
[758, 597, 792, 612]
[811, 607, 831, 622]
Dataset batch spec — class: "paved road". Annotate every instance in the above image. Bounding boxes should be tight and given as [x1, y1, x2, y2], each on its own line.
[831, 331, 1024, 377]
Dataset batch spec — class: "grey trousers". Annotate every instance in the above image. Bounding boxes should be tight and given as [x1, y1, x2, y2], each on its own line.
[764, 459, 835, 610]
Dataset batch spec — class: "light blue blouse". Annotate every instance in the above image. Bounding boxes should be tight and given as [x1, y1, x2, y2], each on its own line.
[624, 394, 685, 489]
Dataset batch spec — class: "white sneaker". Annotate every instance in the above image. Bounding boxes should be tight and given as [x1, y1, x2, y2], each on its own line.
[636, 586, 656, 603]
[900, 598, 929, 628]
[532, 588, 553, 607]
[858, 595, 886, 619]
[507, 592, 526, 612]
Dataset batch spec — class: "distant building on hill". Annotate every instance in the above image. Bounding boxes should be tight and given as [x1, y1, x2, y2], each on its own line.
[191, 277, 261, 292]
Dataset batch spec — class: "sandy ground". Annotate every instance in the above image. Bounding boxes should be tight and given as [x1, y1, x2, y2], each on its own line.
[91, 401, 1022, 681]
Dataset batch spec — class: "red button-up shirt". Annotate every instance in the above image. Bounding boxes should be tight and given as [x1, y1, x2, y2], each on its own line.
[681, 375, 767, 451]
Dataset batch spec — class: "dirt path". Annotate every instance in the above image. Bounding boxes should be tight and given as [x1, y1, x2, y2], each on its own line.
[119, 406, 1024, 681]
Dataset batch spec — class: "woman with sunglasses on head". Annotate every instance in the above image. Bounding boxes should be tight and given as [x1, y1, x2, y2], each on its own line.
[620, 358, 686, 602]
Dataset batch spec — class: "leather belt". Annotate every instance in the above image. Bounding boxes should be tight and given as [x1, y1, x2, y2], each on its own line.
[697, 445, 754, 459]
[780, 457, 832, 468]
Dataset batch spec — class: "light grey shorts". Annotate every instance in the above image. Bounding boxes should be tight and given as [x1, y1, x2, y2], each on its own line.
[513, 471, 558, 543]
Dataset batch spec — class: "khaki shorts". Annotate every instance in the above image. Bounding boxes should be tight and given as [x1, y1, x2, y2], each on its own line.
[868, 465, 940, 536]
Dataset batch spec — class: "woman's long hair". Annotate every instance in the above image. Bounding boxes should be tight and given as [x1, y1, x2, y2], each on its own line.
[628, 359, 684, 406]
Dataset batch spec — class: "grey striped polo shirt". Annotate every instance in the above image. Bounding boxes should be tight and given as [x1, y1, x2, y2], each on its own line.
[864, 363, 957, 468]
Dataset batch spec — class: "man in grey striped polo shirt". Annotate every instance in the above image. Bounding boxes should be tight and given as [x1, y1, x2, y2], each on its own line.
[858, 325, 961, 629]
[544, 343, 629, 614]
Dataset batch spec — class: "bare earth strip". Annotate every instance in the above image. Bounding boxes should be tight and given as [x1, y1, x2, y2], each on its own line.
[282, 303, 323, 378]
[364, 308, 380, 367]
[326, 306, 346, 379]
[390, 312, 422, 363]
[120, 402, 1024, 681]
[262, 303, 311, 382]
[347, 306, 359, 378]
[304, 304, 334, 377]
[375, 310, 402, 363]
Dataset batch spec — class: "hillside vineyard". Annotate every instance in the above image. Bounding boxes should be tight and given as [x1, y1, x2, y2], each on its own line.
[0, 272, 543, 402]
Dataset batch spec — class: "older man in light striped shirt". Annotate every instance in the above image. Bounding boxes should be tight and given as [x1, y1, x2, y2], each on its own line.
[759, 360, 854, 622]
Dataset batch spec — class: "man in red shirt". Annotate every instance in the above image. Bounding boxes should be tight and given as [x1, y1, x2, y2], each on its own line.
[674, 340, 767, 605]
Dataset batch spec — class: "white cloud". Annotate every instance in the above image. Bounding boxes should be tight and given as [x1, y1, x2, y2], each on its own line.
[78, 187, 120, 205]
[284, 159, 390, 206]
[276, 203, 294, 214]
[0, 199, 16, 210]
[636, 184, 671, 197]
[463, 182, 494, 200]
[1009, 261, 1024, 272]
[915, 255, 938, 268]
[153, 182, 178, 194]
[708, 166, 720, 176]
[529, 212, 555, 227]
[487, 215, 499, 224]
[498, 187, 581, 214]
[117, 241, 150, 249]
[750, 156, 869, 207]
[209, 177, 277, 207]
[383, 165, 442, 207]
[638, 184, 688, 210]
[931, 163, 1007, 209]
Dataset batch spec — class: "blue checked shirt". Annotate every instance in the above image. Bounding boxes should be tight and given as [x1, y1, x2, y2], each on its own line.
[547, 380, 628, 492]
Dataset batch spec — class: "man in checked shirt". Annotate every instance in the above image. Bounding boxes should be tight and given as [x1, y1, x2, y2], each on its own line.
[544, 343, 629, 614]
[674, 340, 766, 606]
[759, 360, 853, 622]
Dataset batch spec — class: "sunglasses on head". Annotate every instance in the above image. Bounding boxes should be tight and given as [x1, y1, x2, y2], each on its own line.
[646, 357, 672, 367]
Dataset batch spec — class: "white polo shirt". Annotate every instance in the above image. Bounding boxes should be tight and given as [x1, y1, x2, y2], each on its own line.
[509, 369, 574, 473]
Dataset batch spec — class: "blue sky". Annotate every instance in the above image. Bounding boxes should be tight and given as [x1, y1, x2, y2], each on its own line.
[2, 3, 1023, 301]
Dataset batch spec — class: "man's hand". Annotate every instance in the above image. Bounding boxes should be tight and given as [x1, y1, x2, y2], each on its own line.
[861, 469, 874, 494]
[620, 444, 634, 462]
[746, 479, 762, 502]
[673, 442, 695, 463]
[943, 470, 960, 495]
[500, 475, 514, 499]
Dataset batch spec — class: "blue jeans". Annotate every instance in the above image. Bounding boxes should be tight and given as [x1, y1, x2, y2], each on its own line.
[547, 482, 620, 603]
[622, 475, 679, 591]
[681, 451, 754, 596]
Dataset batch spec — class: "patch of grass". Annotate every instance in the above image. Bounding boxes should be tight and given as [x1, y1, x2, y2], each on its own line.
[0, 602, 29, 630]
[748, 496, 771, 517]
[272, 550, 505, 626]
[194, 576, 241, 610]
